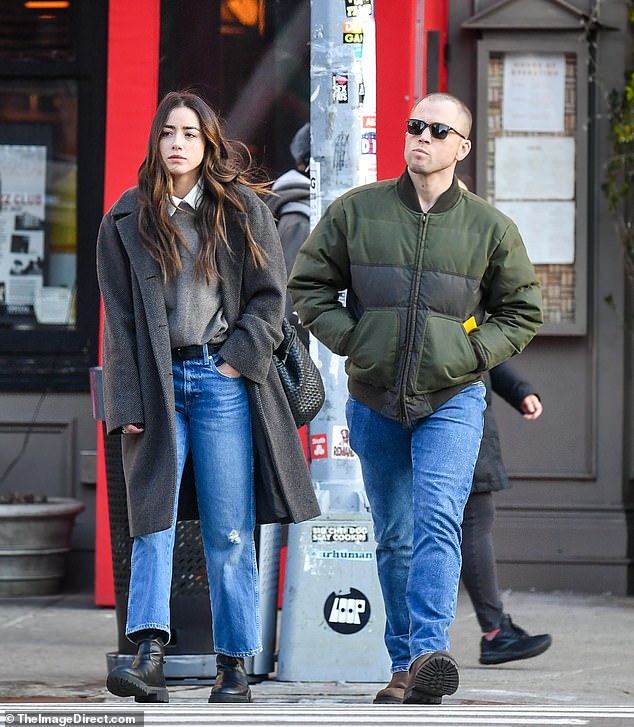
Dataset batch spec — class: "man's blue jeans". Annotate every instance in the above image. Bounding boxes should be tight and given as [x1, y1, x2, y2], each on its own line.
[345, 382, 486, 672]
[126, 352, 262, 658]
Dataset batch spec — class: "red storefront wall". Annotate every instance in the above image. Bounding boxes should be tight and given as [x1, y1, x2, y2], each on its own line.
[375, 0, 448, 180]
[95, 0, 160, 606]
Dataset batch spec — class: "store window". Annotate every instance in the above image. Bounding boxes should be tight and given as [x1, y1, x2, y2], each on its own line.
[0, 0, 106, 390]
[0, 79, 78, 329]
[159, 0, 310, 179]
[0, 0, 75, 61]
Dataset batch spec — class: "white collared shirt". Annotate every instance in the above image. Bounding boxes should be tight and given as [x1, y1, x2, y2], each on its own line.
[167, 179, 203, 216]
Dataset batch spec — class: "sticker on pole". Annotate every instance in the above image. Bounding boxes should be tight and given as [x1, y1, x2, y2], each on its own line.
[332, 425, 356, 459]
[342, 20, 364, 44]
[311, 524, 369, 543]
[311, 433, 328, 459]
[345, 0, 372, 18]
[332, 72, 349, 104]
[324, 587, 371, 634]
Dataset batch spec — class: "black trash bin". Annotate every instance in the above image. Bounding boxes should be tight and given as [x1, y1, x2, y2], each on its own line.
[90, 366, 280, 682]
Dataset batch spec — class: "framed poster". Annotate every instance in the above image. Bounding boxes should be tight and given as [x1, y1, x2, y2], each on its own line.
[475, 40, 587, 334]
[502, 53, 565, 132]
[0, 124, 52, 324]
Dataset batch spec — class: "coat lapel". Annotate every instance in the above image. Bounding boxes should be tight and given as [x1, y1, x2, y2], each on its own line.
[115, 211, 172, 368]
[216, 210, 246, 318]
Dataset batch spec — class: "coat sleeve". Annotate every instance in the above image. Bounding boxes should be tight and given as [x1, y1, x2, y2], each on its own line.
[218, 193, 287, 384]
[490, 360, 538, 413]
[287, 198, 359, 355]
[469, 220, 543, 371]
[96, 212, 145, 434]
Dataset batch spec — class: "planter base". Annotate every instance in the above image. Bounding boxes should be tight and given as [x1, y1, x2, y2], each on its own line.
[0, 498, 84, 597]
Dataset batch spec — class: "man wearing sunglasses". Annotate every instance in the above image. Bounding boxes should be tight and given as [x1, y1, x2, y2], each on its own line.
[288, 93, 542, 705]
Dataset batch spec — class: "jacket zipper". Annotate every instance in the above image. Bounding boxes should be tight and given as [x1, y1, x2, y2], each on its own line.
[398, 212, 428, 423]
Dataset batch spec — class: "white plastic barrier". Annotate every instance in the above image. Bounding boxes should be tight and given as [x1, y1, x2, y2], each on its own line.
[277, 511, 390, 682]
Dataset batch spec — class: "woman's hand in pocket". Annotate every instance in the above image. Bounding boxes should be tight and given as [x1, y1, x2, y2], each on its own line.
[217, 361, 241, 378]
[122, 423, 144, 435]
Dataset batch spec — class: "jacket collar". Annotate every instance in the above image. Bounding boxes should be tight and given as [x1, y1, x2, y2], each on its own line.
[110, 189, 164, 284]
[111, 192, 170, 349]
[110, 187, 139, 218]
[396, 169, 461, 213]
[167, 179, 203, 216]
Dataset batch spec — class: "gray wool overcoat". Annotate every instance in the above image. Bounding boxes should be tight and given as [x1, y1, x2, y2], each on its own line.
[96, 186, 320, 537]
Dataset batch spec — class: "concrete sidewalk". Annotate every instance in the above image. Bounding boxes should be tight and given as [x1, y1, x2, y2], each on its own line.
[0, 588, 632, 706]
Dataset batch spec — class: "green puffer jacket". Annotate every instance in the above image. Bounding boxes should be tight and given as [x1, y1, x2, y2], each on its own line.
[288, 172, 543, 424]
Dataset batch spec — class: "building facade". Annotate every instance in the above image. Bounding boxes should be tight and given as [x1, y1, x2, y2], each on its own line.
[0, 0, 631, 596]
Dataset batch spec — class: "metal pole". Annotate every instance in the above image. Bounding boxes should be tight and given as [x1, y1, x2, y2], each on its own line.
[307, 0, 376, 514]
[278, 4, 389, 681]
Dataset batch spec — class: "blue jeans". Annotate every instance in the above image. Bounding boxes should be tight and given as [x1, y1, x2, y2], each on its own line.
[126, 351, 262, 658]
[345, 382, 486, 672]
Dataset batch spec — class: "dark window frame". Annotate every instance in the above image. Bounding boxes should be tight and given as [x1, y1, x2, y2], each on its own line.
[0, 0, 106, 391]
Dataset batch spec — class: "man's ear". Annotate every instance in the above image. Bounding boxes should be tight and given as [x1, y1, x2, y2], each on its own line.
[456, 138, 472, 163]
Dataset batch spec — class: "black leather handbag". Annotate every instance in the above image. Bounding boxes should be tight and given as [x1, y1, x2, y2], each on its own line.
[273, 318, 325, 428]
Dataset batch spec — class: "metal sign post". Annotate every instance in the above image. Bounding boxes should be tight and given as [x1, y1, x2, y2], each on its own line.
[278, 0, 390, 682]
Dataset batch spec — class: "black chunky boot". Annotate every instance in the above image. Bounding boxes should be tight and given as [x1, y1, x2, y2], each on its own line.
[106, 634, 169, 703]
[208, 654, 252, 703]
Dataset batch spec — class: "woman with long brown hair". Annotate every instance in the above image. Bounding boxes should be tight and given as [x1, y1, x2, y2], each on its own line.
[97, 91, 318, 704]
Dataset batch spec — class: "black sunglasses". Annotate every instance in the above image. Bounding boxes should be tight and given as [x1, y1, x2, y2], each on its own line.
[406, 118, 467, 140]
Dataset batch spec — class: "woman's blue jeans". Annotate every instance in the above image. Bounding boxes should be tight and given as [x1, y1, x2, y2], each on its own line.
[125, 352, 262, 658]
[345, 382, 486, 672]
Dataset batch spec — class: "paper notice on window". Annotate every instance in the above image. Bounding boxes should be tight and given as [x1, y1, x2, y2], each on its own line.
[495, 136, 575, 200]
[503, 53, 566, 132]
[6, 274, 41, 307]
[0, 144, 46, 309]
[495, 200, 575, 264]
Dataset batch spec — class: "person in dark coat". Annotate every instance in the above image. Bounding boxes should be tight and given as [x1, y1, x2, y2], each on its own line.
[97, 91, 319, 705]
[461, 360, 552, 665]
[266, 122, 311, 345]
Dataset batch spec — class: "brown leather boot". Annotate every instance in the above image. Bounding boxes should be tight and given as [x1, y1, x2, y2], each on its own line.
[403, 650, 459, 705]
[373, 671, 408, 704]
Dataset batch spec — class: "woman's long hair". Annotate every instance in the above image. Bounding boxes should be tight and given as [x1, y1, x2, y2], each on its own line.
[137, 91, 267, 282]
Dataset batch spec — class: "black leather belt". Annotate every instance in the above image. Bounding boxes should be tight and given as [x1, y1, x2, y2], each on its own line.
[171, 341, 222, 360]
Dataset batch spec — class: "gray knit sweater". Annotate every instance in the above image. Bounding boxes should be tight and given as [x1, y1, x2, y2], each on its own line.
[163, 206, 228, 348]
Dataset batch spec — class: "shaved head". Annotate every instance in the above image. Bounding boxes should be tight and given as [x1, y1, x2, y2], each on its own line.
[411, 93, 472, 138]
